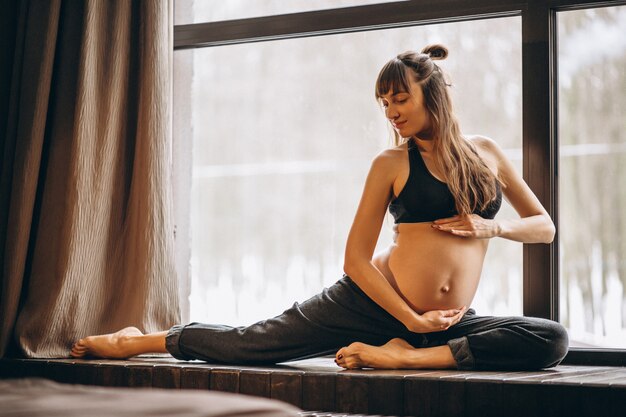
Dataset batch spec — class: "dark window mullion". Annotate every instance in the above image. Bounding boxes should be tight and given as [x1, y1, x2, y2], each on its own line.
[521, 2, 559, 320]
[549, 7, 560, 323]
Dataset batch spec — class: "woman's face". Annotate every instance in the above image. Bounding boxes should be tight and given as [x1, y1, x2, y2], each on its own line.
[379, 73, 432, 139]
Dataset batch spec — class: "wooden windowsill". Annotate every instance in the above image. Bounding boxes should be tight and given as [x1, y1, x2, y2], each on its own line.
[1, 356, 625, 416]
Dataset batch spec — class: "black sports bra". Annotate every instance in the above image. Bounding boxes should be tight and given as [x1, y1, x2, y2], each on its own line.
[388, 139, 502, 223]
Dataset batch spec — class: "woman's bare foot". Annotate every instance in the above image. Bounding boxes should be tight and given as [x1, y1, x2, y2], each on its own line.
[70, 327, 145, 359]
[335, 338, 416, 369]
[335, 338, 457, 370]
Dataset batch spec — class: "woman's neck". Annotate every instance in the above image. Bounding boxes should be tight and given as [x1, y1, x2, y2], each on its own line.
[413, 136, 435, 153]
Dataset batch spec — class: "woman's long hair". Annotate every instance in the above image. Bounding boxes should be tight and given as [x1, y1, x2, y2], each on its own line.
[375, 44, 498, 215]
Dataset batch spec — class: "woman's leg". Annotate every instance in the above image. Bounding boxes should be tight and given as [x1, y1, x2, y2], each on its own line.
[71, 276, 411, 363]
[164, 277, 412, 364]
[441, 311, 569, 370]
[336, 310, 569, 370]
[71, 327, 168, 358]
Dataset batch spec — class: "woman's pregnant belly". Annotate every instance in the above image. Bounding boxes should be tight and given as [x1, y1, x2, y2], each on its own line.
[372, 222, 489, 314]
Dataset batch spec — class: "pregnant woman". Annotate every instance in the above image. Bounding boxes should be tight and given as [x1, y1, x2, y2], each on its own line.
[71, 44, 568, 370]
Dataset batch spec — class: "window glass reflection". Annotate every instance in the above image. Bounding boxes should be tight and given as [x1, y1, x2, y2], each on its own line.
[558, 5, 626, 348]
[175, 17, 522, 325]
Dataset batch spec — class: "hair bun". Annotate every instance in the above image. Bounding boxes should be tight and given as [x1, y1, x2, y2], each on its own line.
[421, 44, 448, 61]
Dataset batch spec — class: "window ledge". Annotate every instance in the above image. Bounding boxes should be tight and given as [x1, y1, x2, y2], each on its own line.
[1, 356, 625, 415]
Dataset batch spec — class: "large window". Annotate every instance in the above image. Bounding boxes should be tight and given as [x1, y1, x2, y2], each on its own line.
[175, 16, 522, 325]
[173, 0, 626, 364]
[558, 5, 626, 348]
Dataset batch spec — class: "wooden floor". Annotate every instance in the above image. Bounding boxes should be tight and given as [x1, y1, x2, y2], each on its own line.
[1, 356, 625, 416]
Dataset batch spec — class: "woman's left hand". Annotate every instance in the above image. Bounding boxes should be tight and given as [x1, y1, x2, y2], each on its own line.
[432, 214, 501, 239]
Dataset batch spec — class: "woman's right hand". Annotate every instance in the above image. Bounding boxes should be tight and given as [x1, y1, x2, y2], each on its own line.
[407, 306, 467, 333]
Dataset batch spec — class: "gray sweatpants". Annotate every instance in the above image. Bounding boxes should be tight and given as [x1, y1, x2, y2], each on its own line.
[166, 276, 568, 370]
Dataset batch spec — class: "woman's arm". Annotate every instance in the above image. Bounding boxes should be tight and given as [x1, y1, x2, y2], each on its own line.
[433, 136, 555, 243]
[490, 138, 555, 243]
[344, 151, 465, 333]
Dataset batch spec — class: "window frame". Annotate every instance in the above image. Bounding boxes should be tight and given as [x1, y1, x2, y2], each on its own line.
[173, 0, 626, 365]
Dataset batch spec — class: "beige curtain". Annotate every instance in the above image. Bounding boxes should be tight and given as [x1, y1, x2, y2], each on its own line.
[0, 0, 179, 358]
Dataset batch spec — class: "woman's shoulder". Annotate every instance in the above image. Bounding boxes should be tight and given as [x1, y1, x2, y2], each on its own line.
[465, 134, 507, 161]
[464, 134, 507, 176]
[372, 142, 408, 164]
[368, 142, 408, 179]
[466, 134, 500, 151]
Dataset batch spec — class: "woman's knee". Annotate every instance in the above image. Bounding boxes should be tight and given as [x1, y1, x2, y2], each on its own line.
[536, 319, 569, 368]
